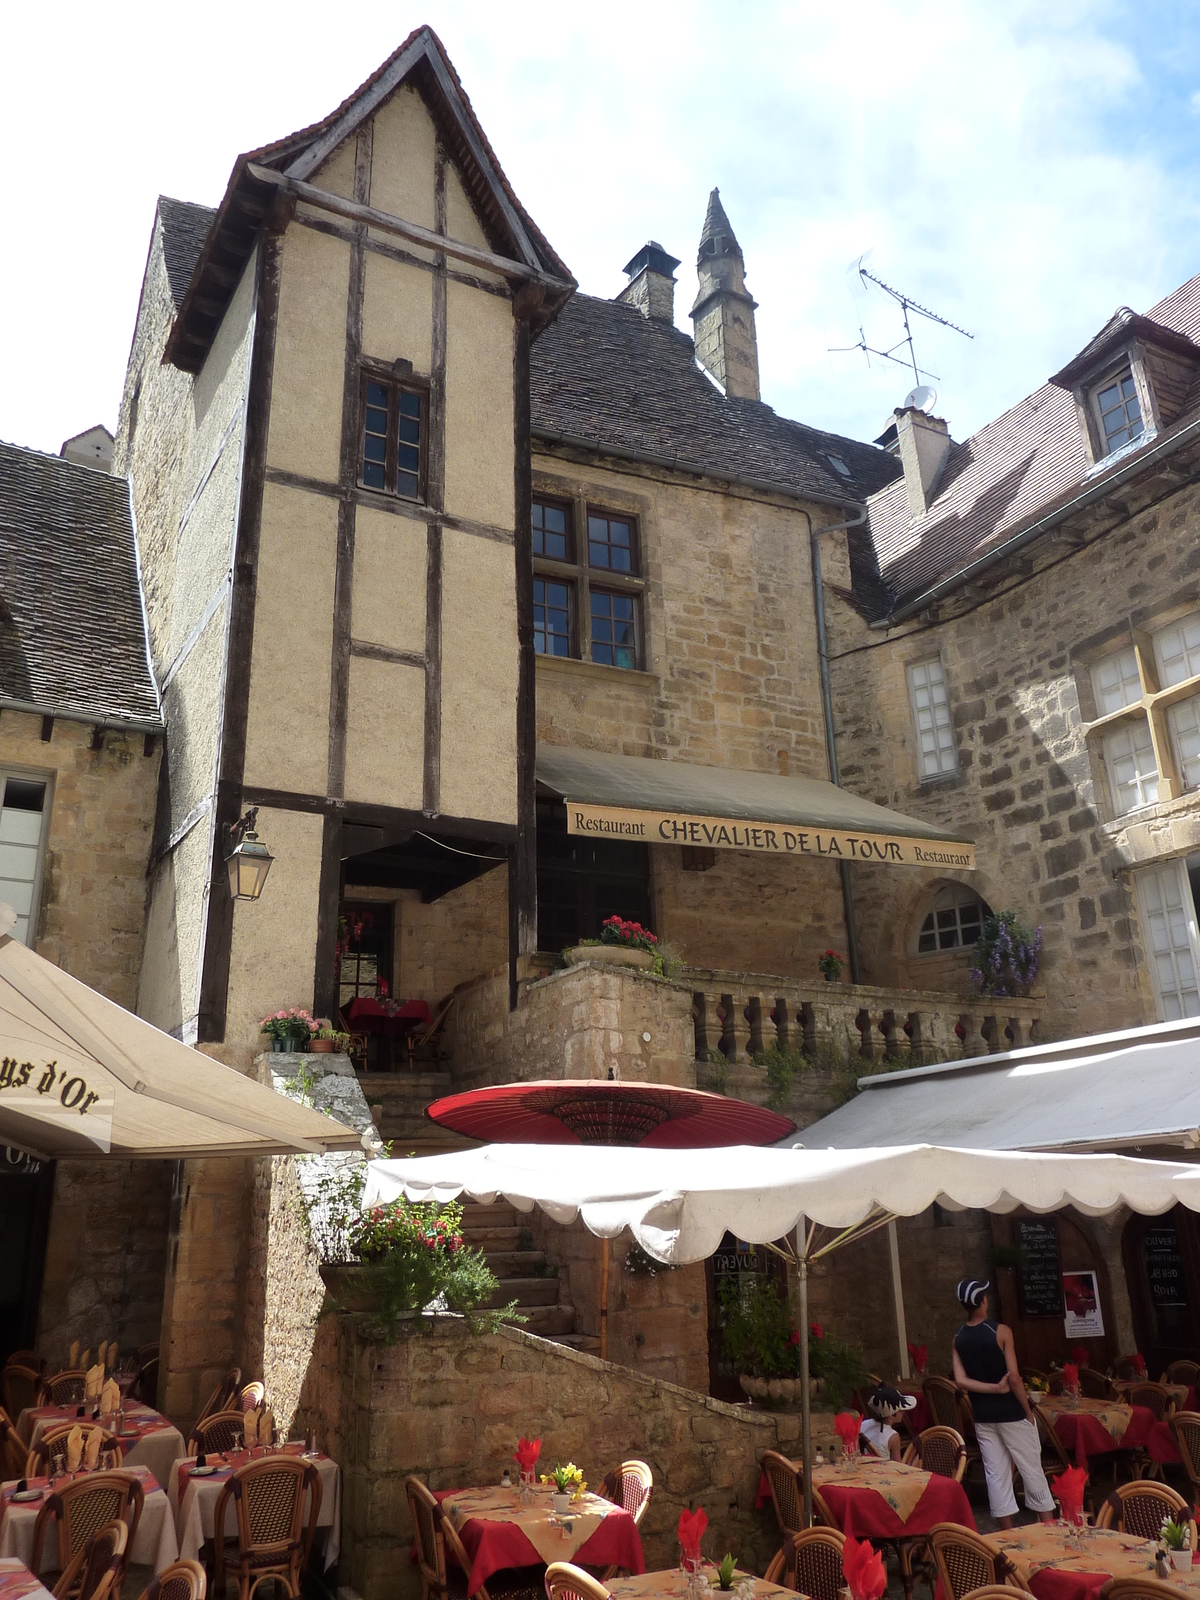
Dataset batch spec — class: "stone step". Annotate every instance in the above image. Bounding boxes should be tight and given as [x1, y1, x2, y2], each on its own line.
[484, 1250, 549, 1280]
[517, 1303, 577, 1337]
[552, 1332, 601, 1354]
[484, 1276, 561, 1308]
[358, 1072, 452, 1099]
[463, 1225, 523, 1252]
[461, 1202, 521, 1231]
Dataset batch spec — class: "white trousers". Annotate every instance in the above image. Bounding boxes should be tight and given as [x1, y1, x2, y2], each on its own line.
[975, 1418, 1057, 1519]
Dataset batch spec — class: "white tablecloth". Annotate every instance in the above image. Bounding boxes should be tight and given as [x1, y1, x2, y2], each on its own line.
[168, 1453, 341, 1569]
[17, 1406, 185, 1492]
[0, 1471, 178, 1574]
[0, 1558, 54, 1600]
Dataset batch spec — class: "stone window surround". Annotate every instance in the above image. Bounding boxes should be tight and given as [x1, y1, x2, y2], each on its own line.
[531, 473, 651, 672]
[1078, 607, 1200, 821]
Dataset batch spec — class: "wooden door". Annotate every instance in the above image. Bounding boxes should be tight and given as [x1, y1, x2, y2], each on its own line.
[990, 1209, 1116, 1371]
[1122, 1207, 1200, 1378]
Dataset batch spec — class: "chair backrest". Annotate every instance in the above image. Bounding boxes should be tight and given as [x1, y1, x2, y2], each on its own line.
[73, 1519, 131, 1600]
[923, 1377, 962, 1430]
[1100, 1581, 1194, 1600]
[32, 1472, 143, 1573]
[45, 1370, 88, 1406]
[0, 1413, 27, 1479]
[786, 1528, 847, 1600]
[1033, 1404, 1073, 1474]
[405, 1475, 475, 1600]
[136, 1560, 207, 1600]
[1020, 1368, 1047, 1386]
[1127, 1381, 1174, 1420]
[600, 1460, 652, 1525]
[1165, 1361, 1200, 1388]
[223, 1456, 321, 1565]
[1079, 1368, 1114, 1401]
[1170, 1411, 1200, 1489]
[134, 1358, 159, 1409]
[930, 1522, 1011, 1600]
[1113, 1357, 1144, 1381]
[5, 1350, 43, 1371]
[3, 1363, 43, 1417]
[914, 1426, 967, 1481]
[1095, 1482, 1192, 1541]
[31, 1423, 123, 1478]
[196, 1367, 241, 1423]
[189, 1409, 246, 1456]
[239, 1382, 266, 1412]
[545, 1563, 611, 1600]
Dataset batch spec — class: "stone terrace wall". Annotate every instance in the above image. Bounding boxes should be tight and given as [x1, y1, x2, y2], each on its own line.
[297, 1316, 837, 1600]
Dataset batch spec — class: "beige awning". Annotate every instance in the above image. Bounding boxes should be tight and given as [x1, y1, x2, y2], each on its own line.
[0, 918, 365, 1160]
[535, 747, 975, 870]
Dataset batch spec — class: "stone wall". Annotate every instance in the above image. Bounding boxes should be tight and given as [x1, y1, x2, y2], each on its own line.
[297, 1315, 838, 1600]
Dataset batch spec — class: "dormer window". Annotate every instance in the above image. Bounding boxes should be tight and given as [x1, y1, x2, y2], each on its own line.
[1091, 367, 1144, 456]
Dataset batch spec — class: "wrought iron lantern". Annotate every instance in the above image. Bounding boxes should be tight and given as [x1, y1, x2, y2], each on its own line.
[225, 807, 274, 901]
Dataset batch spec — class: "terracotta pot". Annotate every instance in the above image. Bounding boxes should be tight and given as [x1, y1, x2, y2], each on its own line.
[563, 944, 656, 971]
[318, 1263, 378, 1313]
[309, 1038, 334, 1053]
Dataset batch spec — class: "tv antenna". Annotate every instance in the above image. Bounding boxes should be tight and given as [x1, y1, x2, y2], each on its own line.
[830, 259, 974, 387]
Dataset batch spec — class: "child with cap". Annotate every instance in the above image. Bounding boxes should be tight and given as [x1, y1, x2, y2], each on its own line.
[952, 1277, 1056, 1528]
[860, 1384, 917, 1460]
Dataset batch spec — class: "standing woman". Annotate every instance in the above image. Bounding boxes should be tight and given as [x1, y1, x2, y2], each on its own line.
[951, 1278, 1057, 1529]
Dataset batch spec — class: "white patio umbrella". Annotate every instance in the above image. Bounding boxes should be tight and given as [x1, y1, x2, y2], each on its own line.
[363, 1140, 1200, 1525]
[0, 910, 365, 1160]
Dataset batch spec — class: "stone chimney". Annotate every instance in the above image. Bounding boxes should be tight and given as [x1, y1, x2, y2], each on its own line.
[690, 188, 760, 400]
[894, 405, 952, 518]
[617, 241, 681, 323]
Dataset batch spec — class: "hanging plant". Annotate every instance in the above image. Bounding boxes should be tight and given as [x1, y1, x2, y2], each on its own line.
[969, 910, 1042, 997]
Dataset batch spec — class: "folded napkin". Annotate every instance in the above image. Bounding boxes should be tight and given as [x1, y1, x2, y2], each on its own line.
[834, 1411, 863, 1451]
[260, 1408, 274, 1446]
[98, 1340, 108, 1370]
[243, 1410, 258, 1447]
[1062, 1363, 1079, 1392]
[79, 1349, 91, 1370]
[842, 1535, 887, 1600]
[677, 1506, 707, 1566]
[1130, 1353, 1146, 1376]
[66, 1425, 83, 1472]
[85, 1363, 105, 1401]
[69, 1341, 80, 1369]
[1070, 1346, 1091, 1367]
[100, 1379, 121, 1415]
[83, 1428, 102, 1470]
[907, 1342, 928, 1376]
[1056, 1465, 1088, 1524]
[108, 1344, 118, 1371]
[514, 1436, 542, 1473]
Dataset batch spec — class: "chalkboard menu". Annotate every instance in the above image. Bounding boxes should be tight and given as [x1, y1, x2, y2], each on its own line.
[1145, 1224, 1188, 1310]
[1017, 1218, 1064, 1318]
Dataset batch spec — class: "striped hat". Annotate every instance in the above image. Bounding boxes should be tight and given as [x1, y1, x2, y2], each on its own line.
[957, 1278, 990, 1308]
[867, 1383, 917, 1419]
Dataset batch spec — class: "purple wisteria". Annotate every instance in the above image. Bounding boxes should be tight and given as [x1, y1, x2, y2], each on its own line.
[969, 910, 1043, 997]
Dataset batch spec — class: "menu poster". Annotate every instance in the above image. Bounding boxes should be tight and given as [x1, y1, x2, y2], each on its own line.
[1016, 1218, 1063, 1318]
[1063, 1269, 1105, 1338]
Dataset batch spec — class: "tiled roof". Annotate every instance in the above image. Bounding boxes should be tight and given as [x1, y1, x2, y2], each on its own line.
[531, 292, 901, 506]
[865, 268, 1200, 619]
[158, 196, 217, 311]
[0, 443, 161, 728]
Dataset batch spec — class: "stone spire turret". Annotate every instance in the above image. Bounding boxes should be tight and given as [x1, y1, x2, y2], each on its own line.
[690, 188, 760, 400]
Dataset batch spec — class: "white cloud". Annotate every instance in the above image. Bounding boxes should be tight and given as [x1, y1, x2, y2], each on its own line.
[1, 0, 1196, 456]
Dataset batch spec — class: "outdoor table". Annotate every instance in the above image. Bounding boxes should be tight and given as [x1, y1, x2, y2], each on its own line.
[434, 1485, 644, 1593]
[0, 1466, 178, 1574]
[344, 997, 431, 1037]
[608, 1572, 792, 1600]
[0, 1558, 54, 1600]
[169, 1446, 341, 1570]
[987, 1521, 1200, 1600]
[1038, 1395, 1156, 1468]
[17, 1403, 185, 1490]
[756, 1456, 975, 1541]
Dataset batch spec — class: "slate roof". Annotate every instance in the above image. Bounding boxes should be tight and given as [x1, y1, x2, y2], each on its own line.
[158, 196, 217, 311]
[865, 269, 1200, 620]
[0, 442, 161, 728]
[531, 293, 901, 507]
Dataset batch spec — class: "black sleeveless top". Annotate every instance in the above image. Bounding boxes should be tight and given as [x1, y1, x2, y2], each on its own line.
[954, 1318, 1024, 1423]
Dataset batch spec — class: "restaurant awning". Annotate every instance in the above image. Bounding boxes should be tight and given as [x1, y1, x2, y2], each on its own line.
[782, 1016, 1200, 1155]
[0, 913, 366, 1160]
[535, 747, 976, 869]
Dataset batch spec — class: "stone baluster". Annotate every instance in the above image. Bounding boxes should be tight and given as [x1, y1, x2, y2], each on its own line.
[718, 992, 743, 1062]
[770, 997, 791, 1052]
[879, 1009, 899, 1060]
[692, 992, 713, 1063]
[981, 1015, 1001, 1053]
[744, 995, 765, 1059]
[1005, 1016, 1024, 1048]
[797, 1001, 816, 1058]
[855, 1007, 874, 1058]
[903, 1011, 922, 1061]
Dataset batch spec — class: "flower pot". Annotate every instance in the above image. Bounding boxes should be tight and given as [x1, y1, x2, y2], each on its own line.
[778, 1379, 797, 1403]
[563, 945, 656, 971]
[271, 1038, 288, 1052]
[1171, 1550, 1191, 1573]
[309, 1038, 334, 1053]
[318, 1263, 379, 1313]
[552, 1493, 570, 1515]
[738, 1374, 768, 1400]
[822, 971, 839, 983]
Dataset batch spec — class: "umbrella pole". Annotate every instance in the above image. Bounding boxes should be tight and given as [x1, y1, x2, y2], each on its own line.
[600, 1236, 610, 1361]
[888, 1218, 911, 1381]
[795, 1222, 813, 1531]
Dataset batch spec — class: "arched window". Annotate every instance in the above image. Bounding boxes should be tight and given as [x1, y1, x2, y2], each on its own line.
[916, 884, 992, 955]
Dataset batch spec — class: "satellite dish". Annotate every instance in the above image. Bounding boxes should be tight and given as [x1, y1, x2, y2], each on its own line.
[904, 384, 937, 413]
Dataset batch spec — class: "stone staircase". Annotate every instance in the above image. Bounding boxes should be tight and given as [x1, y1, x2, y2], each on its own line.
[358, 1070, 595, 1350]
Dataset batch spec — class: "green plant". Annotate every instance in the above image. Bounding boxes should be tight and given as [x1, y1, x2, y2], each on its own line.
[716, 1555, 737, 1590]
[651, 939, 686, 980]
[315, 1024, 352, 1047]
[541, 1463, 586, 1494]
[969, 910, 1042, 998]
[754, 1045, 806, 1110]
[1162, 1519, 1190, 1552]
[817, 949, 845, 981]
[716, 1277, 868, 1407]
[808, 1325, 869, 1410]
[260, 1007, 319, 1044]
[517, 1227, 536, 1252]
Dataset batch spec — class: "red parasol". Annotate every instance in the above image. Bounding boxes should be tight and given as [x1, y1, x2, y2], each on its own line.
[425, 1080, 796, 1147]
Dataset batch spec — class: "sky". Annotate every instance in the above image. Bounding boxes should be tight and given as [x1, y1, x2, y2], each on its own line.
[5, 0, 1200, 458]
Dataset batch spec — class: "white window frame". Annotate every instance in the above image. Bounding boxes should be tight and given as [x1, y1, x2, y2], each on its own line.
[1134, 859, 1200, 1022]
[0, 766, 53, 948]
[906, 658, 959, 781]
[1153, 612, 1200, 689]
[915, 884, 991, 956]
[1090, 646, 1142, 717]
[1101, 717, 1159, 815]
[1167, 695, 1200, 792]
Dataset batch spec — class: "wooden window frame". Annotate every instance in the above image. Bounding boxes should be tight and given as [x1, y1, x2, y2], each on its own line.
[533, 574, 576, 659]
[585, 509, 641, 578]
[1087, 362, 1146, 459]
[533, 496, 575, 564]
[358, 366, 430, 503]
[1080, 620, 1200, 815]
[532, 493, 647, 671]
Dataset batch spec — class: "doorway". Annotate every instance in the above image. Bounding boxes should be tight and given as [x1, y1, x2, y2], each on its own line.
[704, 1230, 790, 1401]
[0, 1148, 53, 1363]
[1122, 1207, 1200, 1377]
[989, 1209, 1115, 1370]
[535, 798, 652, 953]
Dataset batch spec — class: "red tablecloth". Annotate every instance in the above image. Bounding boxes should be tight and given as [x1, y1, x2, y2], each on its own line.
[431, 1489, 644, 1591]
[344, 998, 431, 1037]
[755, 1468, 975, 1539]
[1051, 1405, 1155, 1467]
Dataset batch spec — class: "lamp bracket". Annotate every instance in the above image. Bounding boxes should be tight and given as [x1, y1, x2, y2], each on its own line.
[226, 807, 260, 849]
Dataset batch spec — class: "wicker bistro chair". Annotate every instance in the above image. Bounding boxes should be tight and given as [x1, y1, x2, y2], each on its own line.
[135, 1358, 159, 1409]
[930, 1523, 1030, 1600]
[197, 1368, 242, 1425]
[545, 1566, 611, 1600]
[590, 1460, 653, 1582]
[190, 1410, 246, 1457]
[5, 1350, 44, 1371]
[1169, 1411, 1200, 1502]
[28, 1424, 124, 1477]
[1080, 1368, 1116, 1402]
[31, 1473, 145, 1589]
[135, 1562, 207, 1600]
[52, 1519, 129, 1600]
[1, 1411, 27, 1479]
[44, 1370, 89, 1406]
[903, 1426, 968, 1481]
[1165, 1361, 1200, 1389]
[1113, 1358, 1144, 1382]
[406, 1476, 545, 1600]
[1125, 1382, 1176, 1422]
[1095, 1481, 1193, 1541]
[759, 1450, 837, 1535]
[238, 1384, 266, 1412]
[1033, 1404, 1074, 1482]
[764, 1528, 847, 1600]
[1100, 1581, 1195, 1600]
[212, 1456, 321, 1600]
